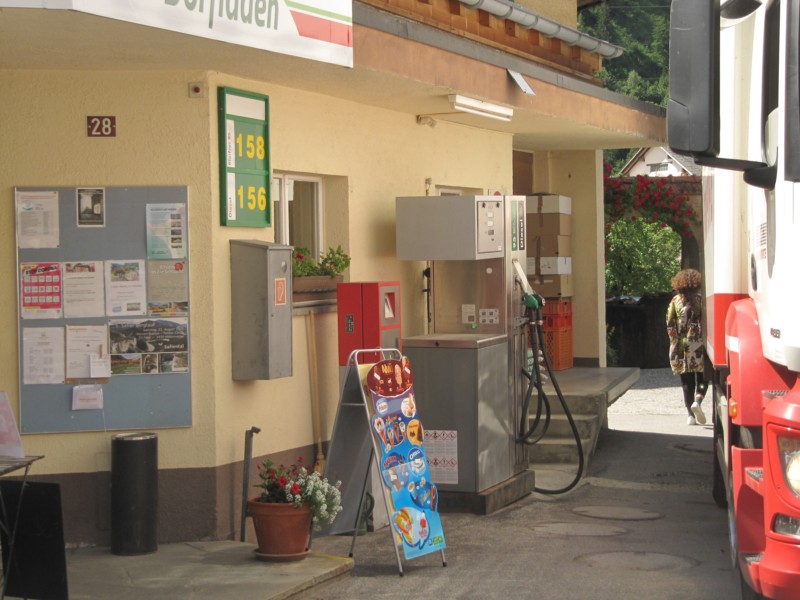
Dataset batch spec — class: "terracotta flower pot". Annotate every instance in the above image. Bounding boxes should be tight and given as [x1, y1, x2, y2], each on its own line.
[247, 499, 312, 562]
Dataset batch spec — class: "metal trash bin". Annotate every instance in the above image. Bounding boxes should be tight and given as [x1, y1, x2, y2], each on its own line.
[111, 432, 158, 555]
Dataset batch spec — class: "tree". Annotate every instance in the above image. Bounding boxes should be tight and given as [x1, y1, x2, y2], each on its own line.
[605, 218, 680, 297]
[579, 0, 671, 173]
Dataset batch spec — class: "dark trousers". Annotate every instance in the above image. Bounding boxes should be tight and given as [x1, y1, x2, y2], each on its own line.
[680, 372, 708, 416]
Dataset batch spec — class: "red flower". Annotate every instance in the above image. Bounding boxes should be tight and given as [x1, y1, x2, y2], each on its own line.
[291, 483, 301, 495]
[278, 476, 288, 487]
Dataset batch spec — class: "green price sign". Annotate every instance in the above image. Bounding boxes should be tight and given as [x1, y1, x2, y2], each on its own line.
[218, 88, 270, 227]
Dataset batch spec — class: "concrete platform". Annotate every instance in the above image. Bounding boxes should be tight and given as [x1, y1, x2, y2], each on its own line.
[542, 366, 640, 410]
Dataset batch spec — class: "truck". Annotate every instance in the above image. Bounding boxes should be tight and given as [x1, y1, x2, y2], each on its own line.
[667, 0, 800, 598]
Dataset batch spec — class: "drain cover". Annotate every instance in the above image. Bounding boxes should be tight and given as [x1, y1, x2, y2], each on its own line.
[528, 522, 628, 537]
[575, 551, 697, 571]
[572, 506, 663, 521]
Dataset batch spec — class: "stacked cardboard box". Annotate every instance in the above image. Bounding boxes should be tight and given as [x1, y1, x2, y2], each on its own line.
[526, 194, 573, 369]
[525, 194, 573, 297]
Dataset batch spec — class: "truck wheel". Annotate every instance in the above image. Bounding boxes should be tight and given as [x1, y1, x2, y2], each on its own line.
[727, 471, 738, 570]
[740, 570, 765, 600]
[712, 430, 727, 508]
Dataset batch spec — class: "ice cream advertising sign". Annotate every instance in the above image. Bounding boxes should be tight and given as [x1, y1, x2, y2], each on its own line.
[367, 358, 446, 560]
[16, 0, 353, 67]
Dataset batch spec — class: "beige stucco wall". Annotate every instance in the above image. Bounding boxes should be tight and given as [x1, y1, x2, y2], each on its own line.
[533, 149, 605, 366]
[0, 69, 512, 479]
[516, 0, 577, 28]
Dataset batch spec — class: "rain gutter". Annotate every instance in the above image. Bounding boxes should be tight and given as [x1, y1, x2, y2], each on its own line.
[459, 0, 624, 58]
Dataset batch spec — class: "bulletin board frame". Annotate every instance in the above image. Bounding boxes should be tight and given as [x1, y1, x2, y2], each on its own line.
[14, 186, 192, 434]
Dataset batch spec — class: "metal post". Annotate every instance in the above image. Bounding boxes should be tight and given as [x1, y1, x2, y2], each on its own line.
[240, 426, 261, 542]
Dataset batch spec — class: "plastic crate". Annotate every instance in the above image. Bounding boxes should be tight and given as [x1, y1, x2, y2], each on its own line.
[542, 298, 572, 315]
[543, 326, 573, 371]
[543, 312, 573, 329]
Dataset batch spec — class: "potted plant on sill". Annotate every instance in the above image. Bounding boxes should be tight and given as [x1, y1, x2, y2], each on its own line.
[292, 245, 351, 302]
[248, 457, 342, 562]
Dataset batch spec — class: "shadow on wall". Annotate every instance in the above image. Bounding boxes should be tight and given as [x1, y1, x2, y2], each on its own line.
[606, 292, 672, 368]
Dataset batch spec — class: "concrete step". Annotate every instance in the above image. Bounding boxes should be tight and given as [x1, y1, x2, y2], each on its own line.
[526, 390, 606, 416]
[527, 412, 597, 438]
[527, 435, 594, 466]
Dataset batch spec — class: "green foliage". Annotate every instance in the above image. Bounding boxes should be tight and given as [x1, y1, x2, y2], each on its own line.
[605, 218, 681, 297]
[579, 0, 671, 173]
[579, 0, 670, 107]
[292, 245, 351, 277]
[318, 245, 351, 277]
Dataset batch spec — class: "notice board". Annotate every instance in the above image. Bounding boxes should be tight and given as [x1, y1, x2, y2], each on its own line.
[14, 186, 191, 433]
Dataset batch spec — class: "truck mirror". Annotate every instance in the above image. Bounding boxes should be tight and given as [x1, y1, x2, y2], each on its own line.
[667, 0, 720, 156]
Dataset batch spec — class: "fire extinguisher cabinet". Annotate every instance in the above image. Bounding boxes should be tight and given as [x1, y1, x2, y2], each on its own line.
[337, 282, 402, 365]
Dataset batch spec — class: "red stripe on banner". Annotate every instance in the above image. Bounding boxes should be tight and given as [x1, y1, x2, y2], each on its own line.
[290, 11, 352, 47]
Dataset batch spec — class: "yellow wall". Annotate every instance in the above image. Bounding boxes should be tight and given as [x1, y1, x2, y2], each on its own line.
[533, 149, 605, 365]
[516, 0, 577, 28]
[0, 69, 512, 477]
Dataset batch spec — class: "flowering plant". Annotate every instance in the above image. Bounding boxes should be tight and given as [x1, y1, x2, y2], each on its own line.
[603, 161, 699, 239]
[292, 245, 351, 277]
[254, 457, 343, 529]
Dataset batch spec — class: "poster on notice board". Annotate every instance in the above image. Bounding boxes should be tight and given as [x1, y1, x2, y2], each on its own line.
[366, 357, 446, 560]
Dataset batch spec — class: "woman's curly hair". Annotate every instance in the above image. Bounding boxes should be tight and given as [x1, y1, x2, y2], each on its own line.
[671, 268, 702, 292]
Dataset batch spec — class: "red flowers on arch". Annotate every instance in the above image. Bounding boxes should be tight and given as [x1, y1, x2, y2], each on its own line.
[603, 161, 699, 239]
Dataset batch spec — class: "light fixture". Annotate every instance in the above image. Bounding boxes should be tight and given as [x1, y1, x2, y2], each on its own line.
[448, 94, 513, 122]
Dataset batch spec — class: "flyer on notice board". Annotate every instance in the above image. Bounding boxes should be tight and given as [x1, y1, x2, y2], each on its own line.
[366, 357, 446, 560]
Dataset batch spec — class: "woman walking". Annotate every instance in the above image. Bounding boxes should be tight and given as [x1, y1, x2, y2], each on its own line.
[666, 268, 708, 425]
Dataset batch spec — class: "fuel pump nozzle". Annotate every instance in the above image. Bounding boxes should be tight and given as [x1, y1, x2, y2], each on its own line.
[511, 258, 543, 312]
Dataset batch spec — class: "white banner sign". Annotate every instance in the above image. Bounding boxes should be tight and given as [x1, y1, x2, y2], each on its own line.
[4, 0, 353, 67]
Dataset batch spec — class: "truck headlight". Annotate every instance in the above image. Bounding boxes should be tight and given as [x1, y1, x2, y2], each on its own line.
[777, 436, 800, 496]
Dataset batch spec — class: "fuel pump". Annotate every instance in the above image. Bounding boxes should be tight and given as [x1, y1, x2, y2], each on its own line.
[394, 195, 581, 508]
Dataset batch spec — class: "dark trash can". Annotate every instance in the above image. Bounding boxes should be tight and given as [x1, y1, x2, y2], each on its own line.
[111, 432, 158, 555]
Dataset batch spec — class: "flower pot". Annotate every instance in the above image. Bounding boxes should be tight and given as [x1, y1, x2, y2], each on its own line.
[292, 275, 342, 302]
[247, 499, 312, 562]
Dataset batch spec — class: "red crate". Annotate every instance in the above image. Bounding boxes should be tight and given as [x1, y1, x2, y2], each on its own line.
[543, 312, 573, 329]
[542, 297, 572, 315]
[543, 326, 573, 371]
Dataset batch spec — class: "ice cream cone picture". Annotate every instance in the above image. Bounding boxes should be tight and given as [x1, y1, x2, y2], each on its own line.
[373, 416, 389, 451]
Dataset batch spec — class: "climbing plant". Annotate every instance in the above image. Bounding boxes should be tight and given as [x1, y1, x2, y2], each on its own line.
[603, 161, 698, 239]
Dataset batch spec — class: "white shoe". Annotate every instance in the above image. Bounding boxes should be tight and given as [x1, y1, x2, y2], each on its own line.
[687, 415, 696, 426]
[691, 402, 706, 425]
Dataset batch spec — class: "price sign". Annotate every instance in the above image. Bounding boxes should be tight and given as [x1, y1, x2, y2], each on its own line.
[218, 88, 270, 227]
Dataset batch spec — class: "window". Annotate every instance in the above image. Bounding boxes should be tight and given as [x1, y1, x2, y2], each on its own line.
[272, 174, 322, 257]
[648, 163, 670, 175]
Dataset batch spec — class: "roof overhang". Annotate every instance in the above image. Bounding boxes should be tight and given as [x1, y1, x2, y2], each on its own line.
[0, 2, 665, 152]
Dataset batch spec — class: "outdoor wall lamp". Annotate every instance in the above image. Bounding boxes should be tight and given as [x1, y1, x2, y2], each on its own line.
[447, 94, 513, 122]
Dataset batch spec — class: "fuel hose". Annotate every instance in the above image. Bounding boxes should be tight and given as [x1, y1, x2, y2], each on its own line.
[517, 297, 585, 494]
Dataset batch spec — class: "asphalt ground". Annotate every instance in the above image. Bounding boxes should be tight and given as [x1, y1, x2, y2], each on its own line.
[62, 368, 738, 600]
[289, 367, 738, 600]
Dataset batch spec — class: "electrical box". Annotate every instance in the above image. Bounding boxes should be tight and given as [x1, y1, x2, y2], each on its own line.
[230, 240, 293, 380]
[337, 282, 401, 366]
[395, 196, 506, 260]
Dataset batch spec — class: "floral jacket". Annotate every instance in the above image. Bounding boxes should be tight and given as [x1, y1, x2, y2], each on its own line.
[666, 291, 705, 374]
